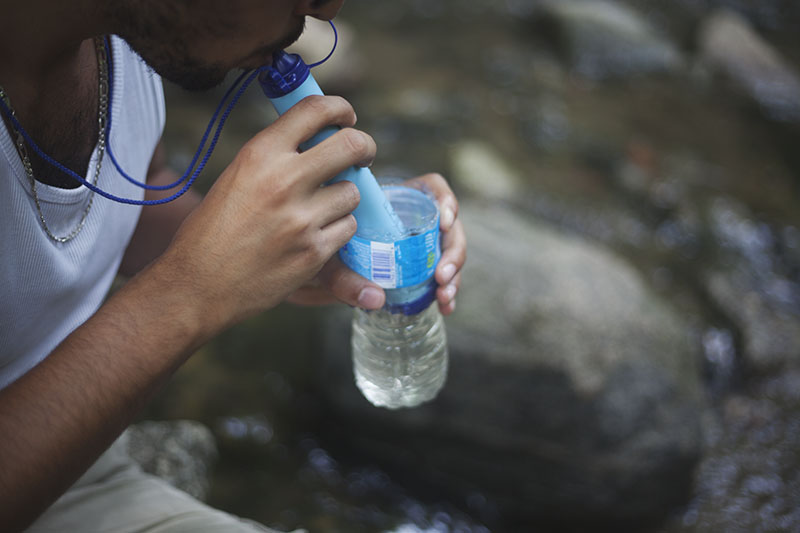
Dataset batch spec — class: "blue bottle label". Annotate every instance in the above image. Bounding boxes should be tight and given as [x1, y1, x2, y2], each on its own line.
[339, 219, 441, 289]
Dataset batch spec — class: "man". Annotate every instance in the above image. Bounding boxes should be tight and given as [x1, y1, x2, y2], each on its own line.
[0, 0, 466, 531]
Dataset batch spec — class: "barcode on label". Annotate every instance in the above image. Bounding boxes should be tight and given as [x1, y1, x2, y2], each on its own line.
[370, 241, 396, 288]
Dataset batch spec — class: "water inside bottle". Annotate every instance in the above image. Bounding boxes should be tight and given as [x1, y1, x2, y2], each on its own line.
[352, 304, 448, 409]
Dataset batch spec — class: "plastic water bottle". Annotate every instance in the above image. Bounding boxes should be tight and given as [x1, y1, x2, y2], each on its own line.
[260, 52, 448, 409]
[347, 185, 449, 409]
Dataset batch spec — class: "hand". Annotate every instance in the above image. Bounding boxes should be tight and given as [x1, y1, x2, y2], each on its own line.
[287, 173, 466, 316]
[408, 173, 466, 315]
[157, 95, 376, 332]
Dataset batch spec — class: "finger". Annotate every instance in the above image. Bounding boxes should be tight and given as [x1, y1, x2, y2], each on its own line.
[436, 271, 462, 308]
[319, 214, 358, 258]
[439, 298, 457, 316]
[436, 218, 466, 286]
[405, 173, 459, 231]
[300, 127, 377, 186]
[310, 180, 361, 228]
[267, 95, 357, 150]
[317, 255, 386, 310]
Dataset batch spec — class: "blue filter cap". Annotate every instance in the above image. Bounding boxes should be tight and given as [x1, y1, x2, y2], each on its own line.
[259, 51, 311, 98]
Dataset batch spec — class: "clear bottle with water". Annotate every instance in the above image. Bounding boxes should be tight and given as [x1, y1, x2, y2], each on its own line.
[351, 298, 448, 409]
[259, 51, 448, 409]
[344, 186, 449, 409]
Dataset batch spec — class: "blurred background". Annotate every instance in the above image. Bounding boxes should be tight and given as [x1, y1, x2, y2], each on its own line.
[138, 0, 800, 531]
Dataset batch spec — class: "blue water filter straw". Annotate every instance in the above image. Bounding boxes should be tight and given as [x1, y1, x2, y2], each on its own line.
[259, 52, 405, 237]
[259, 52, 441, 314]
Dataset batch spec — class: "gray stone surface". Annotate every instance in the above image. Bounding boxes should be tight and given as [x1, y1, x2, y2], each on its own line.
[127, 420, 218, 501]
[316, 201, 706, 528]
[704, 197, 800, 372]
[656, 369, 800, 533]
[699, 9, 800, 122]
[534, 0, 684, 79]
[449, 140, 523, 202]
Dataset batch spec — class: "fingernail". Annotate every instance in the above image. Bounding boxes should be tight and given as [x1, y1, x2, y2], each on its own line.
[358, 287, 384, 309]
[440, 263, 456, 283]
[441, 207, 455, 229]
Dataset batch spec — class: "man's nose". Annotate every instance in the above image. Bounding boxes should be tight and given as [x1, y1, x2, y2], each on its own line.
[294, 0, 345, 21]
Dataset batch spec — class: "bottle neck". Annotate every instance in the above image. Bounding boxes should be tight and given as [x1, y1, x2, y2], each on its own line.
[355, 300, 440, 325]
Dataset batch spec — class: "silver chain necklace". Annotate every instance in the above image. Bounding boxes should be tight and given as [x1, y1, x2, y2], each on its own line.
[0, 37, 108, 243]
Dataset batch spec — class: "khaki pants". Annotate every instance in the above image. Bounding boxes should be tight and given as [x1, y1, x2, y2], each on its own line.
[26, 433, 300, 533]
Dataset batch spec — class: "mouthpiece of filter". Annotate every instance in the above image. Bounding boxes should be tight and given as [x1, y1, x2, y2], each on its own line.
[259, 51, 311, 98]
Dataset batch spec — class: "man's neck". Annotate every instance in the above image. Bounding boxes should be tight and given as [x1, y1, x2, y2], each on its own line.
[0, 1, 104, 88]
[0, 1, 109, 189]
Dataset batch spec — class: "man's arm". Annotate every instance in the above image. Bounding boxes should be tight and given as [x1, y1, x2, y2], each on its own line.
[0, 95, 373, 531]
[0, 258, 210, 532]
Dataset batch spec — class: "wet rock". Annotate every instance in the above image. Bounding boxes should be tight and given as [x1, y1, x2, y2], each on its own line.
[706, 270, 800, 372]
[704, 197, 800, 372]
[658, 369, 800, 533]
[534, 0, 685, 80]
[127, 420, 218, 501]
[448, 141, 523, 201]
[698, 9, 800, 122]
[316, 201, 705, 528]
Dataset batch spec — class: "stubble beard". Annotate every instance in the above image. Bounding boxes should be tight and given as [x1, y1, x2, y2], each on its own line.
[119, 36, 231, 91]
[115, 15, 306, 92]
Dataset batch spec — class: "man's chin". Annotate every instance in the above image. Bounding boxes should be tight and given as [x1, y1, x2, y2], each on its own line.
[163, 69, 230, 92]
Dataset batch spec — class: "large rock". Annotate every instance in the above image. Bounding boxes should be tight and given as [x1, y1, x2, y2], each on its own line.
[699, 9, 800, 122]
[533, 0, 684, 80]
[316, 201, 705, 529]
[126, 420, 218, 501]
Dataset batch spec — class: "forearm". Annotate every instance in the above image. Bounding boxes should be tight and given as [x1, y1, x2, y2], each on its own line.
[0, 256, 209, 532]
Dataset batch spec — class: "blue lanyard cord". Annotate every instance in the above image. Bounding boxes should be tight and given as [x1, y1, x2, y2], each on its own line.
[0, 22, 337, 206]
[102, 21, 335, 197]
[0, 43, 267, 206]
[307, 21, 338, 68]
[103, 36, 253, 192]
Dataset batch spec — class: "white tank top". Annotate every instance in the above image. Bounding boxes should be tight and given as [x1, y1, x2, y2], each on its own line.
[0, 36, 166, 389]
